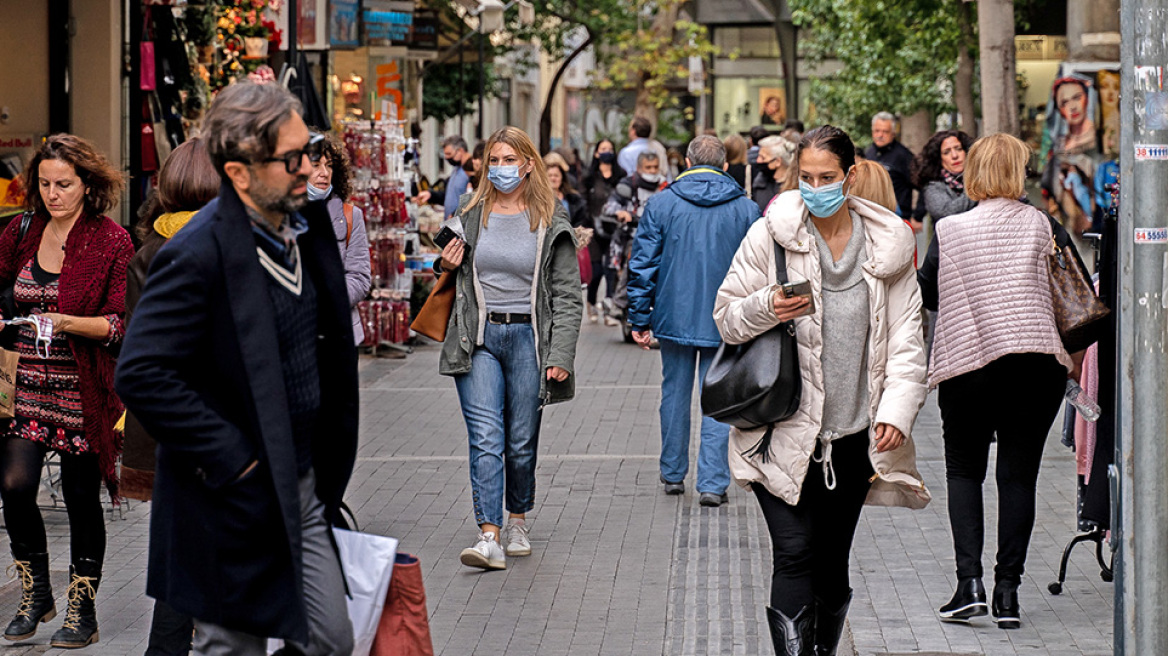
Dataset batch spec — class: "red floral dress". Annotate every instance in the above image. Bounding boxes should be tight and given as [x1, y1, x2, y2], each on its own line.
[6, 257, 123, 454]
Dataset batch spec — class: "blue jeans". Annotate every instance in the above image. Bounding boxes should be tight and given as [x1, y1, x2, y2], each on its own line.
[659, 340, 731, 494]
[454, 322, 543, 528]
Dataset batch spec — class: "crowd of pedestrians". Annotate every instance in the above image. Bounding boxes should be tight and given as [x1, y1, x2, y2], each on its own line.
[0, 74, 1095, 656]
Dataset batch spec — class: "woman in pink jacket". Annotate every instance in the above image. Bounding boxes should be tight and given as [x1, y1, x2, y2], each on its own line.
[917, 133, 1073, 630]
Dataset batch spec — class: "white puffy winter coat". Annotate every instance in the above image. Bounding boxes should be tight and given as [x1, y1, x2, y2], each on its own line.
[713, 191, 931, 509]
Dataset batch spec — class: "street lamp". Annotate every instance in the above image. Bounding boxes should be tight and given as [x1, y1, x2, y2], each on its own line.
[478, 0, 506, 33]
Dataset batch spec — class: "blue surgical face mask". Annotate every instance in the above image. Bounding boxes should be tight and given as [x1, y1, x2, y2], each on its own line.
[307, 184, 332, 201]
[488, 165, 524, 193]
[799, 177, 849, 218]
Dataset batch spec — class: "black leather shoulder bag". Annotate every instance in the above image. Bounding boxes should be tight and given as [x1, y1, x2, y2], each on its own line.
[701, 238, 802, 461]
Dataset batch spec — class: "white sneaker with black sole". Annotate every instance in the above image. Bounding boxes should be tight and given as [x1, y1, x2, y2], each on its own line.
[504, 521, 532, 556]
[459, 532, 506, 570]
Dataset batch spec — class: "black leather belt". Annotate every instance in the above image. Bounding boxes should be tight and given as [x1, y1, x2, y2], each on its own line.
[488, 312, 532, 324]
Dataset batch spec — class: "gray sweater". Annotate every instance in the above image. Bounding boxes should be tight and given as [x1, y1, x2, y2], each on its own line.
[921, 179, 976, 223]
[475, 211, 540, 313]
[809, 211, 870, 436]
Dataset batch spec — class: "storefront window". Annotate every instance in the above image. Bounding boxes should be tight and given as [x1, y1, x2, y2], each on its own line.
[714, 77, 785, 135]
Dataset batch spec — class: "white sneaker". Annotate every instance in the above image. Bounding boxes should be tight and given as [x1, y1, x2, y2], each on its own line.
[504, 521, 532, 557]
[459, 532, 506, 570]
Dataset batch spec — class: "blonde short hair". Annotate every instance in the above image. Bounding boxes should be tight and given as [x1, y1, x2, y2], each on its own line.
[965, 133, 1029, 202]
[849, 160, 897, 213]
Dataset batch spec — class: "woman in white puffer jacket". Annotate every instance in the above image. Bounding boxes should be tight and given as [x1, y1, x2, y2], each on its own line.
[714, 125, 929, 656]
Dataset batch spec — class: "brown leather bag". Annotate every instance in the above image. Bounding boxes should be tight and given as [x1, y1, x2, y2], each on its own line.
[1048, 235, 1110, 353]
[409, 271, 456, 341]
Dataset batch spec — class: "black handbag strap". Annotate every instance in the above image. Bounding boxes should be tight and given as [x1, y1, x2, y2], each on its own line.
[773, 239, 789, 286]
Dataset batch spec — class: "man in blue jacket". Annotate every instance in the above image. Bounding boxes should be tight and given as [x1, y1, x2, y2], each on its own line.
[628, 135, 760, 507]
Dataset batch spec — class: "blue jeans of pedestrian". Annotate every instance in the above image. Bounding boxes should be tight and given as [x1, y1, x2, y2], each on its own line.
[658, 339, 731, 494]
[454, 322, 543, 528]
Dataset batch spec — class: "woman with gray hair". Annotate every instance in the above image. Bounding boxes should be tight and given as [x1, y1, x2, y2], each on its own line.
[752, 135, 797, 214]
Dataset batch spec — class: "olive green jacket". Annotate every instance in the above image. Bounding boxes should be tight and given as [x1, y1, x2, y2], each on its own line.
[438, 194, 583, 405]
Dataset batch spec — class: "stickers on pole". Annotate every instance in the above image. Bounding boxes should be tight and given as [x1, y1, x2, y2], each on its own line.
[1135, 227, 1168, 244]
[1134, 144, 1168, 160]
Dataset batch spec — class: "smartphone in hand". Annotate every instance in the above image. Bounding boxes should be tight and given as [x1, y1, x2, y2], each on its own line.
[780, 279, 815, 317]
[434, 226, 462, 250]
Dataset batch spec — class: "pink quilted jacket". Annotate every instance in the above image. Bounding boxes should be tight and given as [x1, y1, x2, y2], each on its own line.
[929, 197, 1072, 388]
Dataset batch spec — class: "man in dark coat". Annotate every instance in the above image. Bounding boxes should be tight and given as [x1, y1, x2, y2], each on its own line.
[626, 135, 759, 507]
[115, 81, 358, 655]
[864, 111, 917, 220]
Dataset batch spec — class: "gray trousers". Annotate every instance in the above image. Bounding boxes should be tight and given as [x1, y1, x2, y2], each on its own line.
[192, 469, 353, 656]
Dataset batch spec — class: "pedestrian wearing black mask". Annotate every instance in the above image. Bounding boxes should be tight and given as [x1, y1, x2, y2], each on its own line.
[582, 140, 626, 323]
[752, 135, 798, 214]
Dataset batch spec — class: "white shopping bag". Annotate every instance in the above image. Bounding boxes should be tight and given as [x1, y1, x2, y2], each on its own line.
[267, 528, 399, 656]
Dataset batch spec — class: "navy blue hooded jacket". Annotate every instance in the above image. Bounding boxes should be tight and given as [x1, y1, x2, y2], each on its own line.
[627, 166, 760, 347]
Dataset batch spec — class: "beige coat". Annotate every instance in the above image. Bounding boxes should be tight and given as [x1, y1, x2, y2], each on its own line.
[713, 191, 930, 509]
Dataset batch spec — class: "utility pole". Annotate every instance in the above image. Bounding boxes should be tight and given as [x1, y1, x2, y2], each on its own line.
[1117, 0, 1168, 653]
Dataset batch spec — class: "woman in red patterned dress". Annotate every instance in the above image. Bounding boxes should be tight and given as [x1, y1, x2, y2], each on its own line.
[0, 135, 133, 649]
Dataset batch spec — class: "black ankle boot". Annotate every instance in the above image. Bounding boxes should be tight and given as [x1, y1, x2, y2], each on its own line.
[938, 576, 988, 621]
[49, 559, 100, 649]
[992, 580, 1021, 629]
[766, 605, 814, 656]
[3, 549, 56, 641]
[814, 590, 852, 656]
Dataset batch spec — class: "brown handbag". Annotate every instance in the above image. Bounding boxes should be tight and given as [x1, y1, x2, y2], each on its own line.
[1048, 235, 1110, 354]
[409, 271, 456, 342]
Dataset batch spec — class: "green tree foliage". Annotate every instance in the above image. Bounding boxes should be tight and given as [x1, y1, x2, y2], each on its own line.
[790, 0, 965, 143]
[506, 0, 718, 150]
[422, 61, 502, 125]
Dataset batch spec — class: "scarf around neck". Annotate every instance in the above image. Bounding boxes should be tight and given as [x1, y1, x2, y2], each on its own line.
[942, 168, 964, 192]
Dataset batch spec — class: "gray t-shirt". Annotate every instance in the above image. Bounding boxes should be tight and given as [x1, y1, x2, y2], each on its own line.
[809, 211, 870, 436]
[475, 211, 539, 313]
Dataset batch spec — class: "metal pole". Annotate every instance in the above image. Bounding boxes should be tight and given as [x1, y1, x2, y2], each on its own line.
[288, 0, 298, 70]
[477, 29, 485, 141]
[1118, 1, 1168, 653]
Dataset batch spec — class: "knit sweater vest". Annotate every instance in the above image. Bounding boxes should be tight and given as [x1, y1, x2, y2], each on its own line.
[260, 242, 320, 475]
[809, 212, 870, 436]
[929, 198, 1071, 388]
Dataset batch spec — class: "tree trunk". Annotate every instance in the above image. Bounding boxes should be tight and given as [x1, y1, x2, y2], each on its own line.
[539, 32, 594, 155]
[954, 0, 977, 136]
[633, 2, 680, 134]
[977, 0, 1018, 135]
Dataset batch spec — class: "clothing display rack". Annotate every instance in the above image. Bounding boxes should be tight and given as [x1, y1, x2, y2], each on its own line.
[1049, 181, 1118, 596]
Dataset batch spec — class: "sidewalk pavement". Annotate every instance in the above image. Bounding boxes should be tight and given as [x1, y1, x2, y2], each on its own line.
[0, 319, 1113, 655]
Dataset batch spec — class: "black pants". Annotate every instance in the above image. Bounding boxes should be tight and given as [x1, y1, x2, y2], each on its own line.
[0, 437, 106, 565]
[938, 353, 1065, 583]
[146, 600, 193, 656]
[753, 431, 874, 616]
[586, 256, 615, 305]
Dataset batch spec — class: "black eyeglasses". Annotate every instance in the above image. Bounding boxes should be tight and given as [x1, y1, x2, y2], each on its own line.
[262, 133, 325, 174]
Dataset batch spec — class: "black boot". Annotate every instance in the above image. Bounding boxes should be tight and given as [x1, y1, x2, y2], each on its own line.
[3, 548, 56, 641]
[813, 591, 852, 656]
[938, 576, 988, 622]
[766, 605, 815, 656]
[49, 559, 100, 649]
[992, 579, 1021, 629]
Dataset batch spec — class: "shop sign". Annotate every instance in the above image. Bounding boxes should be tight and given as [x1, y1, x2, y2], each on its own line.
[364, 2, 414, 47]
[410, 10, 438, 51]
[0, 136, 34, 150]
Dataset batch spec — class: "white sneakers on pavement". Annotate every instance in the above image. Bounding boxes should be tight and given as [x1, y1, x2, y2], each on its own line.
[503, 521, 532, 557]
[459, 532, 506, 570]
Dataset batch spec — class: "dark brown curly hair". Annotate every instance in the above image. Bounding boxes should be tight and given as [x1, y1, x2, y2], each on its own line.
[23, 134, 125, 218]
[320, 134, 353, 202]
[910, 130, 974, 188]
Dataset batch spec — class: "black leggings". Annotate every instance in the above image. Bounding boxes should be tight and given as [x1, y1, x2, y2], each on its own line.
[753, 431, 874, 615]
[0, 437, 106, 564]
[938, 352, 1065, 584]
